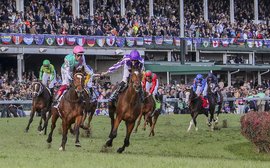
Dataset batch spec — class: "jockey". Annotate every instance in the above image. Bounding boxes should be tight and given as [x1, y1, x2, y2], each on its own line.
[53, 45, 96, 104]
[192, 74, 205, 96]
[193, 74, 208, 108]
[39, 59, 56, 94]
[101, 49, 144, 102]
[142, 70, 159, 101]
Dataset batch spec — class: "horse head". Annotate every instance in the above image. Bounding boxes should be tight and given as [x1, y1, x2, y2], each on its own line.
[31, 81, 44, 98]
[129, 69, 142, 93]
[72, 66, 86, 97]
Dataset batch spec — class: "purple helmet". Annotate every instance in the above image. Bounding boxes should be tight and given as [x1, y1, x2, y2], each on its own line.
[129, 50, 142, 62]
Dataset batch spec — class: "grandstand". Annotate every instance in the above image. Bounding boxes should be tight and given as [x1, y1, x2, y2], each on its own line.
[0, 0, 270, 87]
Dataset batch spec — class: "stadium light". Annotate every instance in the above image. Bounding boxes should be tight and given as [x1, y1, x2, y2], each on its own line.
[39, 48, 47, 53]
[0, 47, 9, 52]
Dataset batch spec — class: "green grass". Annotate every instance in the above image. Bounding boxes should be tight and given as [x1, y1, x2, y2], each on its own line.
[1, 114, 270, 168]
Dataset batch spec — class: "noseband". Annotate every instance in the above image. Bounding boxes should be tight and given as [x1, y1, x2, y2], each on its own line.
[73, 72, 85, 94]
[130, 71, 141, 93]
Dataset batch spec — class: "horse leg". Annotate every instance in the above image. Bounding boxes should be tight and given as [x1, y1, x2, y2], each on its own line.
[134, 112, 143, 133]
[59, 119, 68, 151]
[105, 114, 121, 148]
[75, 116, 83, 147]
[149, 112, 160, 136]
[117, 121, 135, 153]
[104, 106, 115, 148]
[85, 112, 94, 137]
[43, 109, 52, 135]
[143, 113, 151, 131]
[187, 112, 199, 132]
[25, 107, 36, 133]
[47, 108, 59, 147]
[39, 110, 47, 135]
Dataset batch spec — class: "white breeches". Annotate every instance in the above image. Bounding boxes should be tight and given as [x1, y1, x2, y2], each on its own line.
[145, 81, 158, 95]
[42, 72, 56, 89]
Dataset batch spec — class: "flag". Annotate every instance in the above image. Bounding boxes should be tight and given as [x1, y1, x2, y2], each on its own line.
[255, 40, 263, 48]
[221, 39, 229, 47]
[237, 39, 245, 46]
[116, 37, 125, 47]
[126, 37, 135, 47]
[56, 36, 65, 46]
[66, 36, 76, 46]
[12, 34, 23, 45]
[163, 36, 173, 45]
[135, 37, 144, 46]
[106, 36, 115, 46]
[263, 39, 270, 48]
[202, 39, 210, 48]
[155, 36, 163, 45]
[34, 35, 44, 45]
[144, 36, 152, 45]
[87, 37, 95, 47]
[193, 38, 202, 47]
[186, 38, 192, 46]
[23, 35, 34, 45]
[1, 34, 12, 44]
[96, 37, 105, 47]
[174, 37, 181, 46]
[76, 36, 86, 46]
[212, 39, 220, 48]
[247, 39, 254, 48]
[45, 35, 55, 45]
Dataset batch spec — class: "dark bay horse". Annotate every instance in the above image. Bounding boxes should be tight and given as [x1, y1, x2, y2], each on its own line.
[25, 81, 53, 135]
[187, 83, 217, 132]
[103, 69, 143, 153]
[134, 93, 162, 136]
[47, 67, 86, 151]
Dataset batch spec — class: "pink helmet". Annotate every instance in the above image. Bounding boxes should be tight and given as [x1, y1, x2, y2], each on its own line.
[73, 45, 85, 54]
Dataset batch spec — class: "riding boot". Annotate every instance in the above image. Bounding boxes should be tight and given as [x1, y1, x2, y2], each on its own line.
[109, 81, 126, 102]
[52, 93, 61, 106]
[50, 88, 54, 96]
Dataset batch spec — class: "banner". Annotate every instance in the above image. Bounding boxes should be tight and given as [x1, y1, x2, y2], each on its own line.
[23, 35, 34, 45]
[116, 37, 125, 47]
[96, 37, 105, 47]
[126, 37, 135, 47]
[202, 39, 210, 48]
[254, 40, 263, 48]
[221, 39, 229, 47]
[1, 34, 12, 44]
[34, 35, 44, 45]
[76, 36, 86, 46]
[135, 37, 144, 46]
[155, 36, 163, 45]
[247, 39, 254, 48]
[87, 37, 95, 47]
[56, 36, 65, 46]
[174, 37, 181, 46]
[163, 36, 173, 45]
[106, 36, 115, 46]
[66, 36, 76, 46]
[12, 35, 23, 45]
[144, 36, 152, 45]
[45, 35, 55, 45]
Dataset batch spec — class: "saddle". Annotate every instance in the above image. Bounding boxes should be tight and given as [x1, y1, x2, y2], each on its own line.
[200, 96, 209, 109]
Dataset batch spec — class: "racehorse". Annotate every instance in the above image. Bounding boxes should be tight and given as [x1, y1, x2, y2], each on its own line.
[187, 82, 217, 132]
[25, 81, 53, 135]
[47, 67, 86, 151]
[102, 68, 143, 153]
[134, 92, 162, 136]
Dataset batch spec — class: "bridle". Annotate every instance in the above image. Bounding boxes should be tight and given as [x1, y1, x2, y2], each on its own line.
[73, 72, 85, 95]
[32, 81, 43, 97]
[130, 70, 141, 93]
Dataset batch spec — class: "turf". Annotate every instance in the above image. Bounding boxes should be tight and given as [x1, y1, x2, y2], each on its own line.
[0, 114, 270, 168]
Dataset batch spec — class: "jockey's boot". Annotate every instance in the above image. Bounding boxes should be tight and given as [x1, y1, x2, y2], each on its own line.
[109, 81, 126, 102]
[52, 93, 61, 106]
[139, 87, 145, 102]
[50, 88, 54, 96]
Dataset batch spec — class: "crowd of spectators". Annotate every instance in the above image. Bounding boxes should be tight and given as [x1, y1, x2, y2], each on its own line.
[1, 68, 270, 117]
[0, 0, 270, 38]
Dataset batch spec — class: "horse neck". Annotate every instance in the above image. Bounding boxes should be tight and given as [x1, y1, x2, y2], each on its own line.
[65, 86, 79, 102]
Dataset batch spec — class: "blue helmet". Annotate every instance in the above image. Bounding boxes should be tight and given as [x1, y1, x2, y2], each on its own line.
[130, 50, 142, 62]
[196, 74, 203, 80]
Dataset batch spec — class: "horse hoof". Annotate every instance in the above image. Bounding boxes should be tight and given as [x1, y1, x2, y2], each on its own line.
[117, 148, 124, 153]
[39, 131, 44, 135]
[24, 129, 28, 133]
[59, 147, 64, 151]
[75, 143, 81, 147]
[47, 143, 51, 149]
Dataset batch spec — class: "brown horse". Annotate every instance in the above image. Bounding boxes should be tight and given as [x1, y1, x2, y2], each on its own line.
[103, 69, 143, 153]
[25, 81, 53, 135]
[47, 67, 86, 151]
[134, 93, 161, 136]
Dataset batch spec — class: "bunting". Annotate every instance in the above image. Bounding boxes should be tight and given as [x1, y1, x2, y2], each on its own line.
[56, 36, 65, 46]
[135, 37, 144, 46]
[106, 36, 115, 46]
[1, 34, 12, 44]
[34, 35, 44, 45]
[87, 37, 95, 47]
[76, 36, 86, 46]
[12, 35, 23, 45]
[45, 35, 55, 45]
[116, 37, 125, 47]
[126, 37, 135, 47]
[155, 36, 163, 45]
[23, 35, 33, 45]
[144, 36, 152, 45]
